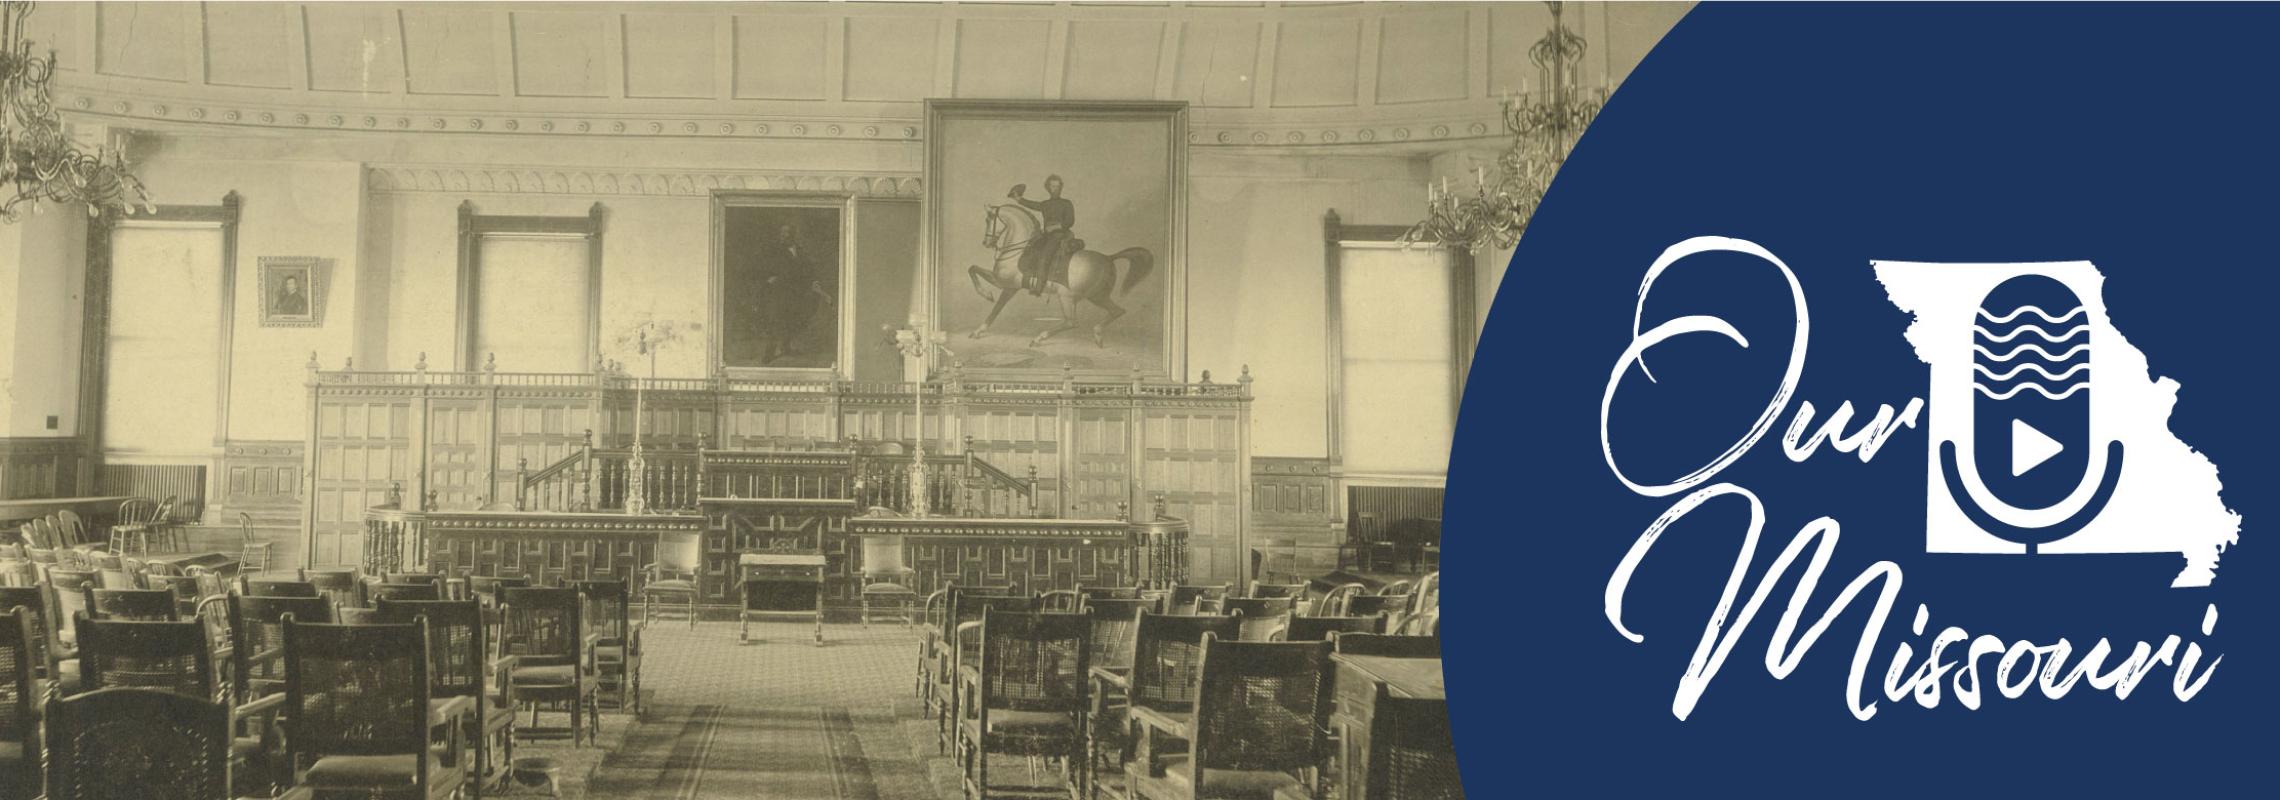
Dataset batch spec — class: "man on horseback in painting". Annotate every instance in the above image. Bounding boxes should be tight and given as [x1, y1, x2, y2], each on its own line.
[1007, 175, 1075, 295]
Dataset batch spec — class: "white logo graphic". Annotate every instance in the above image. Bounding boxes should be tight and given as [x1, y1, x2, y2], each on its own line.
[1875, 261, 2239, 587]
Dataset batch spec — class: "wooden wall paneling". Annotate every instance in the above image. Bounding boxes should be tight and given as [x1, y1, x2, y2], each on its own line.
[1141, 406, 1244, 584]
[306, 384, 417, 568]
[424, 390, 491, 510]
[491, 386, 599, 508]
[718, 388, 833, 450]
[0, 438, 85, 500]
[1066, 405, 1132, 520]
[956, 401, 1063, 516]
[703, 498, 855, 603]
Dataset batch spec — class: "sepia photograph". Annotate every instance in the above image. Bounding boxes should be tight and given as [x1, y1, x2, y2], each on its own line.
[0, 1, 1692, 798]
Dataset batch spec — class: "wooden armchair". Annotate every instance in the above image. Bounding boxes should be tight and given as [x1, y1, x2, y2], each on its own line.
[300, 568, 367, 609]
[1128, 637, 1335, 800]
[1283, 614, 1386, 642]
[957, 610, 1092, 800]
[0, 608, 37, 800]
[1221, 597, 1298, 642]
[640, 534, 702, 627]
[282, 618, 467, 800]
[85, 587, 179, 621]
[242, 577, 319, 598]
[378, 598, 514, 798]
[857, 533, 920, 628]
[500, 587, 599, 746]
[73, 617, 212, 699]
[940, 593, 1039, 753]
[227, 595, 333, 795]
[0, 589, 59, 690]
[372, 582, 443, 603]
[44, 687, 230, 800]
[1079, 597, 1160, 799]
[1331, 633, 1440, 659]
[1167, 584, 1231, 615]
[574, 579, 642, 717]
[1093, 611, 1239, 799]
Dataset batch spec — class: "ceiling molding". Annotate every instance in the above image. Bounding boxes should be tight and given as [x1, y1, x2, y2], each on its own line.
[58, 90, 1505, 150]
[365, 165, 923, 197]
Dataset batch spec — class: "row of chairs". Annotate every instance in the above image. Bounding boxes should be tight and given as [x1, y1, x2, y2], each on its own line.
[0, 560, 641, 799]
[12, 498, 187, 560]
[916, 579, 1441, 799]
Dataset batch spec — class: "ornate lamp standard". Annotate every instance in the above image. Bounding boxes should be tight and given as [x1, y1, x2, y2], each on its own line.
[885, 322, 953, 518]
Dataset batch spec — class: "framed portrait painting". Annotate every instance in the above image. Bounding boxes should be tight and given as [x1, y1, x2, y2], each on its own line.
[257, 256, 325, 327]
[710, 191, 856, 376]
[926, 100, 1187, 378]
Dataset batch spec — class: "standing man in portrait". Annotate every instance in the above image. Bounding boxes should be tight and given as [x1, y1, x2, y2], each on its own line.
[1008, 175, 1075, 295]
[754, 221, 830, 364]
[273, 274, 309, 317]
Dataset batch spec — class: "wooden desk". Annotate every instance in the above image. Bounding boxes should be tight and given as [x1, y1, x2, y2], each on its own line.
[1332, 655, 1458, 800]
[737, 549, 827, 644]
[0, 495, 134, 527]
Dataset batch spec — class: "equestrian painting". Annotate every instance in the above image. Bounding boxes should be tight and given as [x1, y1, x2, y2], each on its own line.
[929, 100, 1187, 377]
[965, 178, 1155, 347]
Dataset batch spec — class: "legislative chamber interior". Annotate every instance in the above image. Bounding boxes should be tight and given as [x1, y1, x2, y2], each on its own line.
[0, 1, 1689, 798]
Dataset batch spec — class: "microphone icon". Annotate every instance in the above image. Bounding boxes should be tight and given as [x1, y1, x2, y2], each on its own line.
[1936, 274, 2124, 553]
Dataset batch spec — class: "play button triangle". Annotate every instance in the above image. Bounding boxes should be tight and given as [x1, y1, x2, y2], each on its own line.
[2012, 418, 2065, 477]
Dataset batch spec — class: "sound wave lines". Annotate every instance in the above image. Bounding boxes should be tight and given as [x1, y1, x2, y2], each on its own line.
[1974, 301, 2090, 400]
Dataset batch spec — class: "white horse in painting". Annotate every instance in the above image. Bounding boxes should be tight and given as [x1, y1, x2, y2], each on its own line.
[965, 203, 1154, 346]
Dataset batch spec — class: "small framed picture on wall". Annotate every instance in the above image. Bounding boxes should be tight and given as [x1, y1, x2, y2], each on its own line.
[258, 256, 326, 327]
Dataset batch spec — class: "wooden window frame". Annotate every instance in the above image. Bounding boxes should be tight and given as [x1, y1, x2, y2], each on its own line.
[1321, 209, 1475, 468]
[81, 192, 242, 457]
[454, 201, 605, 373]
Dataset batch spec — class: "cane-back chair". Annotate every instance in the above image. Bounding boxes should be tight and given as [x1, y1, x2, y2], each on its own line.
[1221, 597, 1298, 642]
[282, 618, 466, 800]
[500, 587, 598, 746]
[85, 587, 178, 621]
[1331, 633, 1440, 659]
[1344, 594, 1412, 620]
[1091, 611, 1240, 796]
[573, 579, 641, 716]
[378, 598, 513, 798]
[1130, 637, 1335, 800]
[1284, 615, 1387, 642]
[0, 590, 58, 686]
[1167, 585, 1231, 615]
[1352, 686, 1460, 800]
[301, 568, 367, 609]
[147, 573, 205, 618]
[44, 687, 230, 800]
[959, 610, 1092, 799]
[937, 593, 1039, 752]
[1079, 585, 1141, 602]
[371, 582, 443, 603]
[0, 608, 38, 799]
[1079, 596, 1160, 795]
[242, 578, 319, 598]
[74, 617, 214, 701]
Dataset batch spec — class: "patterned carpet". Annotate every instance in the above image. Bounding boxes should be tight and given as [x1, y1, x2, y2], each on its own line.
[578, 621, 953, 800]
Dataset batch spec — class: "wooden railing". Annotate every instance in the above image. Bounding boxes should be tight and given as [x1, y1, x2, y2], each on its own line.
[512, 434, 1038, 518]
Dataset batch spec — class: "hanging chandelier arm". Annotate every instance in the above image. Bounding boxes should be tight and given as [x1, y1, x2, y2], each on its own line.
[0, 0, 154, 222]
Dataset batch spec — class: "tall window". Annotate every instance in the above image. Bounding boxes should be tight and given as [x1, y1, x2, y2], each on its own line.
[1329, 224, 1473, 479]
[104, 222, 227, 456]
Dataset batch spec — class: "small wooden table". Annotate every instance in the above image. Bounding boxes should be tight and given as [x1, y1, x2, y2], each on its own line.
[737, 550, 826, 644]
[1331, 655, 1457, 800]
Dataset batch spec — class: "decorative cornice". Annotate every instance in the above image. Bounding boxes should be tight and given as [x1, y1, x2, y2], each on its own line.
[368, 165, 923, 197]
[59, 91, 1505, 151]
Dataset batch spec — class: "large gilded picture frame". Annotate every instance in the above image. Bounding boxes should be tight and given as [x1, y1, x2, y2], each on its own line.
[925, 99, 1188, 379]
[709, 191, 857, 377]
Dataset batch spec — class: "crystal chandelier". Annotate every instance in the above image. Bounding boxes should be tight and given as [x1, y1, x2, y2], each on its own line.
[1, 0, 153, 222]
[1405, 1, 1606, 252]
